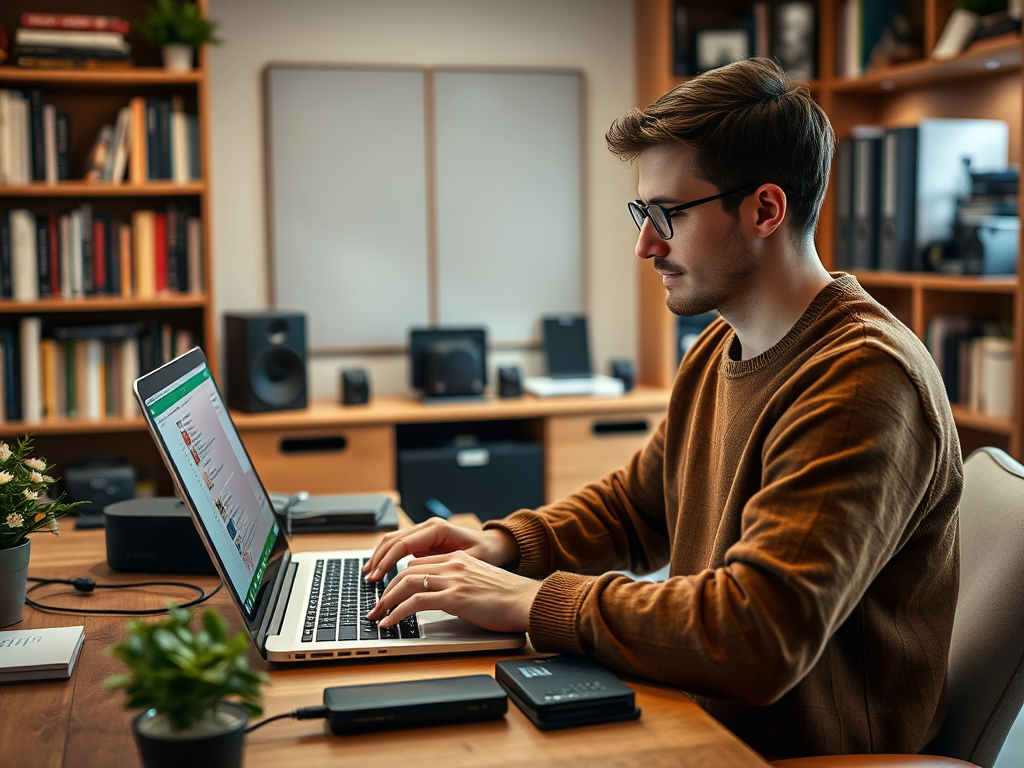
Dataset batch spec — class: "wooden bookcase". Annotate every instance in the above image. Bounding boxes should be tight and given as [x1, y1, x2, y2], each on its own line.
[635, 0, 1024, 459]
[0, 0, 215, 492]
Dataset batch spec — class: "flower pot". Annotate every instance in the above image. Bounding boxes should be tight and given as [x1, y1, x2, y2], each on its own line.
[161, 44, 194, 73]
[0, 538, 30, 627]
[133, 702, 248, 768]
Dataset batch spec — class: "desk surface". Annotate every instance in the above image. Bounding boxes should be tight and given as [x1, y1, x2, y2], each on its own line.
[2, 525, 768, 768]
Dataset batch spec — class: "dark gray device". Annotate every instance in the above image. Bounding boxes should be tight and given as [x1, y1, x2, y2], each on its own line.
[494, 655, 640, 730]
[543, 316, 591, 377]
[323, 674, 507, 734]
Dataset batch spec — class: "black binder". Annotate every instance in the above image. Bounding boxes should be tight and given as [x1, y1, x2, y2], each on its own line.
[833, 138, 854, 270]
[878, 127, 918, 271]
[851, 128, 884, 270]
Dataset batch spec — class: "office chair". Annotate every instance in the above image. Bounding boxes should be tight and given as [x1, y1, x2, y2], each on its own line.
[773, 446, 1024, 768]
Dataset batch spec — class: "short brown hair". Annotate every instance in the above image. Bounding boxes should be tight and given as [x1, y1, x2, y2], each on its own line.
[607, 57, 835, 239]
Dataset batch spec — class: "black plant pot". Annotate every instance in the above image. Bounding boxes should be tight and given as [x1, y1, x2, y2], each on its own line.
[133, 702, 248, 768]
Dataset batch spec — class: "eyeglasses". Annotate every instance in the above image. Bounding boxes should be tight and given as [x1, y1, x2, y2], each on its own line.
[628, 184, 760, 240]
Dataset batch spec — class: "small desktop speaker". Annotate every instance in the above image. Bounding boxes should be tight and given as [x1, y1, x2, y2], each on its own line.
[224, 312, 308, 413]
[341, 368, 370, 405]
[497, 366, 523, 398]
[425, 339, 485, 397]
[609, 359, 635, 392]
[105, 498, 216, 574]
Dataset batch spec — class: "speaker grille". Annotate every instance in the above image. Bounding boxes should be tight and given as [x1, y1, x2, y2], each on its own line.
[251, 346, 306, 406]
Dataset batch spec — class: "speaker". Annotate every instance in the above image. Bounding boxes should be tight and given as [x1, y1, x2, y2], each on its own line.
[341, 368, 370, 405]
[497, 365, 522, 398]
[609, 359, 635, 392]
[105, 497, 215, 574]
[224, 312, 307, 413]
[426, 339, 484, 397]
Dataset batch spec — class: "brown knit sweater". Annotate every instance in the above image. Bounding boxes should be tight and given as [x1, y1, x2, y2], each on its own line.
[486, 275, 962, 759]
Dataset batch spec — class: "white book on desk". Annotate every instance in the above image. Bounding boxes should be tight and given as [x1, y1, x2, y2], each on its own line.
[0, 625, 85, 682]
[524, 374, 625, 398]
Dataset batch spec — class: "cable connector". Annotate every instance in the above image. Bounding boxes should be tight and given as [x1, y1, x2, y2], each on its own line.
[72, 578, 96, 592]
[245, 704, 328, 734]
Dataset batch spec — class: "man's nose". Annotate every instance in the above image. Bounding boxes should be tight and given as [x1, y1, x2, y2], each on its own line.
[635, 218, 668, 260]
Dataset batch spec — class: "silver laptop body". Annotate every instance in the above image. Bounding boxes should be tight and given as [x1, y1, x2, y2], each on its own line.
[134, 347, 525, 662]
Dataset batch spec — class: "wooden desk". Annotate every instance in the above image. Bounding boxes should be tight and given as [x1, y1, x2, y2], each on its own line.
[1, 525, 769, 768]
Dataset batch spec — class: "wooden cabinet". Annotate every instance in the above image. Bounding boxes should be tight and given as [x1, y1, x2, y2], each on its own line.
[634, 0, 1023, 459]
[0, 1, 215, 487]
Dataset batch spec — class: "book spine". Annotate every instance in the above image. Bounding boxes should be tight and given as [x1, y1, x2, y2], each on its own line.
[154, 212, 167, 293]
[12, 44, 133, 60]
[21, 12, 131, 35]
[187, 113, 200, 180]
[132, 210, 155, 299]
[10, 209, 39, 301]
[171, 97, 190, 183]
[157, 99, 172, 181]
[47, 212, 60, 297]
[0, 90, 13, 185]
[120, 336, 140, 417]
[55, 109, 70, 180]
[28, 89, 45, 182]
[146, 100, 160, 181]
[63, 339, 76, 419]
[129, 97, 147, 184]
[58, 214, 71, 298]
[80, 203, 94, 295]
[165, 204, 183, 292]
[42, 104, 57, 183]
[14, 57, 133, 70]
[107, 218, 121, 296]
[119, 222, 132, 297]
[19, 317, 42, 422]
[2, 329, 21, 421]
[39, 338, 58, 419]
[68, 208, 83, 298]
[14, 28, 129, 53]
[36, 215, 51, 298]
[0, 210, 12, 298]
[92, 214, 107, 295]
[104, 339, 118, 416]
[187, 216, 203, 293]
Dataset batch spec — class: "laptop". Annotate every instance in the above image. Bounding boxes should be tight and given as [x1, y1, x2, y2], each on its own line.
[133, 347, 525, 662]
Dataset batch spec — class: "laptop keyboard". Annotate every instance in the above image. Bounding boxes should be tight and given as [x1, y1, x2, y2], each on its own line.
[302, 557, 420, 643]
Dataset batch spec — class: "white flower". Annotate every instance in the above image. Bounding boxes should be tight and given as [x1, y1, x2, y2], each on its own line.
[41, 475, 55, 484]
[38, 517, 60, 535]
[0, 443, 10, 462]
[29, 471, 43, 483]
[5, 513, 23, 528]
[24, 458, 46, 471]
[23, 490, 38, 500]
[0, 472, 12, 484]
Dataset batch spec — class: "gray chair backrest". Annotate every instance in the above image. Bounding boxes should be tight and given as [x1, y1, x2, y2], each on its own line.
[927, 447, 1024, 768]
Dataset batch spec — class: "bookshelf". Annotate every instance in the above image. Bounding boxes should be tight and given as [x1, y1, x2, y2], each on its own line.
[634, 0, 1024, 460]
[0, 0, 215, 493]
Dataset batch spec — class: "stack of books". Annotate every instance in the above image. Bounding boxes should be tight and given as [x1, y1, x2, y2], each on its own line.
[12, 12, 134, 70]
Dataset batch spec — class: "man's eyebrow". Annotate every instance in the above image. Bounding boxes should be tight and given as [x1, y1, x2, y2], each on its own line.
[643, 195, 682, 206]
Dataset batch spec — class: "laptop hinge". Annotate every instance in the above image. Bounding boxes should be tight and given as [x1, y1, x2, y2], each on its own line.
[256, 555, 297, 651]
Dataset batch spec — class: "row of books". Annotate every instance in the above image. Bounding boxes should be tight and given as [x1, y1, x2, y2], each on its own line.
[0, 206, 203, 301]
[833, 118, 1013, 273]
[926, 316, 1014, 419]
[0, 90, 71, 186]
[1, 317, 197, 423]
[11, 12, 134, 70]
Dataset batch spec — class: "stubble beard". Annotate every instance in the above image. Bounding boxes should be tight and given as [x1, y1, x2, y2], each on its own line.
[659, 225, 757, 318]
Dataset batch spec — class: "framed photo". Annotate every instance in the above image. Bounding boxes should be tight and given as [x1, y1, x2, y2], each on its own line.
[772, 1, 817, 79]
[693, 28, 751, 73]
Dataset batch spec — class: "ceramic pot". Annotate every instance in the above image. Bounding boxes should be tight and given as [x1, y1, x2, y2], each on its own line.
[161, 44, 194, 73]
[0, 538, 30, 627]
[133, 702, 248, 768]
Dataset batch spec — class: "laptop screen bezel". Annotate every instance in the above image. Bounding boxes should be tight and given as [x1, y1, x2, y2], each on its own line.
[133, 347, 291, 631]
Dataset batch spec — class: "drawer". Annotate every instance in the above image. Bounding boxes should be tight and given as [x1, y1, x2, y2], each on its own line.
[545, 409, 663, 502]
[238, 425, 395, 495]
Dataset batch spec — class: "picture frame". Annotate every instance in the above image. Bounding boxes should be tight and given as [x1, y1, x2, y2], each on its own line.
[693, 27, 751, 73]
[772, 1, 817, 79]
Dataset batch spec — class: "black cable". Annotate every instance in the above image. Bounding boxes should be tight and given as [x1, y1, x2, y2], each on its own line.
[245, 705, 329, 734]
[25, 576, 223, 615]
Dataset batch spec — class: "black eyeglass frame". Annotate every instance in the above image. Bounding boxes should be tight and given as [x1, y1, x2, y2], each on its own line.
[628, 184, 761, 240]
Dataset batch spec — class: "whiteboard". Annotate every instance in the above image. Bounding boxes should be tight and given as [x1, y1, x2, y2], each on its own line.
[265, 65, 583, 351]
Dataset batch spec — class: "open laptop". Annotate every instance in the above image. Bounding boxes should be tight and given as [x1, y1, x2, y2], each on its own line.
[134, 347, 525, 662]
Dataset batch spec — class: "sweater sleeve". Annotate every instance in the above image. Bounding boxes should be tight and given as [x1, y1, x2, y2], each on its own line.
[501, 344, 956, 705]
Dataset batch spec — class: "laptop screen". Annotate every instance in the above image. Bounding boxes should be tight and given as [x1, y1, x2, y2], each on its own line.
[138, 353, 284, 619]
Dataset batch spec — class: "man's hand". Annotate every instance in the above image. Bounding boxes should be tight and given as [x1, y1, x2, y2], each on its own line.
[365, 550, 541, 634]
[361, 517, 520, 582]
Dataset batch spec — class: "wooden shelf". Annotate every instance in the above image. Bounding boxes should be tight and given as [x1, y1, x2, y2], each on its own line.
[0, 181, 206, 197]
[0, 66, 203, 87]
[0, 416, 148, 436]
[949, 404, 1013, 435]
[852, 271, 1018, 293]
[0, 295, 207, 313]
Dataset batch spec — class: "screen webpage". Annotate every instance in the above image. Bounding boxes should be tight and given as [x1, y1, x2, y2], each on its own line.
[143, 364, 278, 614]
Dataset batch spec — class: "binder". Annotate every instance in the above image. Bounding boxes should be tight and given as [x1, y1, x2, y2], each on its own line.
[878, 127, 917, 271]
[833, 138, 854, 270]
[850, 127, 884, 270]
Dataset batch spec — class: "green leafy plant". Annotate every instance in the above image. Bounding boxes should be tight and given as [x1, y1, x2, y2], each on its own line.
[0, 436, 85, 549]
[106, 605, 269, 732]
[134, 0, 223, 48]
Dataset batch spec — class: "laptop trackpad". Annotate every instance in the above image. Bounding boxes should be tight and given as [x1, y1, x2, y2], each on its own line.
[416, 610, 501, 639]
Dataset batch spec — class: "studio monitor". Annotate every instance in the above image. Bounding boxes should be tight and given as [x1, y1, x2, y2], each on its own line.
[497, 365, 522, 398]
[341, 368, 371, 405]
[224, 312, 308, 413]
[609, 359, 635, 392]
[409, 328, 487, 400]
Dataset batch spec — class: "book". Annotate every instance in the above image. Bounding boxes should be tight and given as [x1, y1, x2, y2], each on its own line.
[46, 212, 61, 296]
[40, 337, 58, 419]
[0, 625, 85, 682]
[933, 9, 979, 60]
[119, 220, 133, 297]
[129, 97, 147, 184]
[20, 316, 42, 422]
[187, 216, 203, 293]
[12, 44, 132, 61]
[82, 124, 113, 182]
[1, 328, 21, 421]
[166, 203, 187, 292]
[979, 335, 1014, 418]
[35, 214, 52, 297]
[14, 56, 134, 71]
[132, 210, 156, 298]
[171, 96, 190, 183]
[28, 88, 45, 182]
[850, 126, 884, 270]
[58, 213, 72, 298]
[108, 106, 131, 184]
[0, 90, 14, 185]
[9, 208, 39, 300]
[55, 109, 70, 180]
[0, 210, 12, 298]
[154, 211, 167, 293]
[68, 208, 84, 297]
[14, 28, 130, 55]
[878, 126, 917, 271]
[119, 336, 140, 417]
[21, 13, 130, 35]
[92, 212, 109, 294]
[80, 203, 94, 295]
[42, 103, 57, 183]
[833, 138, 854, 270]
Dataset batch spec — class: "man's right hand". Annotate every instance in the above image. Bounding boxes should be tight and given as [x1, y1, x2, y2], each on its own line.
[361, 517, 520, 582]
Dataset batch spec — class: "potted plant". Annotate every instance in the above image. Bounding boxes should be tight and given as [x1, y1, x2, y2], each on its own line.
[106, 604, 269, 768]
[134, 0, 222, 73]
[0, 436, 85, 628]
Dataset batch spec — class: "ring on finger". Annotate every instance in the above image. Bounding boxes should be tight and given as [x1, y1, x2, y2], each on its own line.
[423, 574, 430, 593]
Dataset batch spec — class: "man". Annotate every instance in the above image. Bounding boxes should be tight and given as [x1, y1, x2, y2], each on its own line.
[364, 58, 962, 760]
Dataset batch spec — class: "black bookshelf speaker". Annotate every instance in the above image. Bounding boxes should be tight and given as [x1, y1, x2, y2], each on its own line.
[341, 368, 370, 405]
[610, 359, 635, 392]
[224, 312, 307, 413]
[497, 365, 523, 398]
[425, 339, 485, 397]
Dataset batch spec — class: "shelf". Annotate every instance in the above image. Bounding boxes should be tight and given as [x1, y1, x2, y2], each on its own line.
[0, 66, 203, 87]
[0, 416, 147, 436]
[0, 295, 207, 313]
[949, 404, 1013, 435]
[0, 181, 206, 197]
[830, 38, 1022, 95]
[851, 271, 1018, 293]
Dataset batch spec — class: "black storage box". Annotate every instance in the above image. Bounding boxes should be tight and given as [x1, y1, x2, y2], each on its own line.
[397, 440, 543, 523]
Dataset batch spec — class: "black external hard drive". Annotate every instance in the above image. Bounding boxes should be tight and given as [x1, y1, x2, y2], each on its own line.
[494, 655, 641, 730]
[323, 674, 507, 734]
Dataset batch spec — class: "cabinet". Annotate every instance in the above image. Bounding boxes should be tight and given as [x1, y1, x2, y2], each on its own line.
[635, 0, 1023, 459]
[0, 0, 215, 490]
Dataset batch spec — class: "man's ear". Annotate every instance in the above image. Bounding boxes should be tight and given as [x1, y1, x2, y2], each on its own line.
[744, 184, 787, 239]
